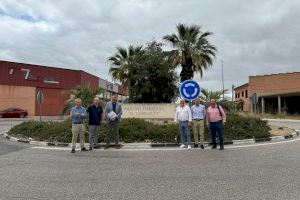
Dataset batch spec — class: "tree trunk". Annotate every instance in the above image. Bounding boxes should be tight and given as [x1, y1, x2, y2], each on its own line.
[180, 57, 193, 82]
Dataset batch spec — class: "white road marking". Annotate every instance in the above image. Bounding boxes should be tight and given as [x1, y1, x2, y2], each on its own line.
[29, 137, 300, 152]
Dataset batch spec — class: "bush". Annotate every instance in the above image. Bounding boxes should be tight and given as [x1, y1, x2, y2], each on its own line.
[9, 114, 270, 143]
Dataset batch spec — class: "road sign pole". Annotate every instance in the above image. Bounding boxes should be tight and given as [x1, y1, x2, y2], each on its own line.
[39, 103, 42, 121]
[37, 90, 45, 121]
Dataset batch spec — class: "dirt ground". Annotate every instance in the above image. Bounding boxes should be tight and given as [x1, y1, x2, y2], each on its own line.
[269, 125, 294, 136]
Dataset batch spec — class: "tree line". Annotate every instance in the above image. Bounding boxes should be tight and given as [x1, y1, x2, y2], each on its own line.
[108, 23, 217, 103]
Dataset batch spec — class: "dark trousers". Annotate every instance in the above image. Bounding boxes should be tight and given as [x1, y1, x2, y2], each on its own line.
[106, 120, 120, 145]
[209, 121, 224, 147]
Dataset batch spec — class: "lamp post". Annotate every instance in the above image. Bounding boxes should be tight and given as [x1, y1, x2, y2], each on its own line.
[221, 60, 225, 100]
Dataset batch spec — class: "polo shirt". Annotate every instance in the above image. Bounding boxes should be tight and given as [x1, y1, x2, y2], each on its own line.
[87, 105, 103, 125]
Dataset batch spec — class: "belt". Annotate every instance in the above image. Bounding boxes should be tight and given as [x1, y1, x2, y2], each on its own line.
[193, 119, 204, 121]
[210, 120, 223, 123]
[179, 120, 189, 123]
[73, 122, 83, 124]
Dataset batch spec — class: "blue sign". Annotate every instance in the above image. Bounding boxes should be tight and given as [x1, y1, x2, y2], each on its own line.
[180, 80, 201, 101]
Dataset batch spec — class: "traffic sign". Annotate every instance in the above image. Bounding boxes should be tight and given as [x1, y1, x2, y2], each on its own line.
[180, 80, 201, 101]
[37, 90, 45, 104]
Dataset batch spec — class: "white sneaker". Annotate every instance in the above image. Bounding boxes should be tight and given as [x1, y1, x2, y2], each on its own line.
[187, 145, 192, 150]
[180, 144, 185, 149]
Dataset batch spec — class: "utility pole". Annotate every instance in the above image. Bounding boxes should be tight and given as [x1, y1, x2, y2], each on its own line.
[221, 60, 225, 100]
[232, 84, 234, 102]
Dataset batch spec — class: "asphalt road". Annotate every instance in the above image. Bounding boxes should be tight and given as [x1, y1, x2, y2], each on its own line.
[0, 119, 299, 200]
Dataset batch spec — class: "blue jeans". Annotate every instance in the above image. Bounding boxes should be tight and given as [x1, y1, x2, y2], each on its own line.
[209, 121, 224, 147]
[179, 121, 191, 145]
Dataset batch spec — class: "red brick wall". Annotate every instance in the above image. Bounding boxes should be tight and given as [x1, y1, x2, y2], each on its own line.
[80, 71, 99, 90]
[248, 72, 300, 96]
[235, 85, 250, 112]
[0, 85, 36, 116]
[35, 88, 70, 116]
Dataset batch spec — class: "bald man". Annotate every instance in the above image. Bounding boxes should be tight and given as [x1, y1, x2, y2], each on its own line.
[87, 97, 103, 150]
[206, 99, 226, 150]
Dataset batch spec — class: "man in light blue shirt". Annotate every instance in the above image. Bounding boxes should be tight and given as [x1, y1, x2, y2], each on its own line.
[191, 98, 206, 149]
[70, 98, 88, 153]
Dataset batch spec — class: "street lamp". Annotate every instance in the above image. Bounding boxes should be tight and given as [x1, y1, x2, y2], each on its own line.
[221, 60, 225, 100]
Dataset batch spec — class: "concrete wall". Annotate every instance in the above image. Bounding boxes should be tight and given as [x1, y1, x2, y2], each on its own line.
[122, 103, 176, 119]
[0, 85, 36, 116]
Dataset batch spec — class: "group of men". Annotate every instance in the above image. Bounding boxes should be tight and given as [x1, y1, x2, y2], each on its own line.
[70, 94, 225, 153]
[174, 98, 226, 150]
[69, 94, 122, 153]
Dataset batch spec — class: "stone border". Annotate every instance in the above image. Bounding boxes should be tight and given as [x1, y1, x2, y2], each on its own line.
[0, 130, 299, 149]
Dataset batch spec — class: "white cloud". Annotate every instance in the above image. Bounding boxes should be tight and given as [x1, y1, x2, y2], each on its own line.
[0, 0, 300, 92]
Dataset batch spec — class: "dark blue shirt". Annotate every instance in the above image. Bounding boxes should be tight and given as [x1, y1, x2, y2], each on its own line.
[87, 105, 103, 125]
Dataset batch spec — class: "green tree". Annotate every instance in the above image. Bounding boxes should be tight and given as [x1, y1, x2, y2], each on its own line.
[131, 41, 178, 103]
[108, 45, 144, 101]
[163, 24, 217, 82]
[63, 85, 103, 114]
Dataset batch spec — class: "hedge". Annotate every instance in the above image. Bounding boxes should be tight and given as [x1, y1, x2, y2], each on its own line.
[8, 113, 270, 143]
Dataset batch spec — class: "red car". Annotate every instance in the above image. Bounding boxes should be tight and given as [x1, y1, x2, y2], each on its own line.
[0, 108, 28, 118]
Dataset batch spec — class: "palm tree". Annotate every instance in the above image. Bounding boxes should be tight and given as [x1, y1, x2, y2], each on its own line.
[200, 88, 234, 111]
[62, 86, 103, 114]
[163, 24, 217, 82]
[108, 45, 144, 101]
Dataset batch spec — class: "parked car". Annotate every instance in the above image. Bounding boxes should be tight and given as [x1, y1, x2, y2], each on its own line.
[0, 108, 28, 118]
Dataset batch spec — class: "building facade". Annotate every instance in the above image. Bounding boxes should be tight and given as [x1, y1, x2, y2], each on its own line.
[0, 60, 128, 116]
[234, 72, 300, 115]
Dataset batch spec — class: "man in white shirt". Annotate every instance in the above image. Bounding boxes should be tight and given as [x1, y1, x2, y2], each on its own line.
[191, 98, 206, 149]
[174, 99, 192, 149]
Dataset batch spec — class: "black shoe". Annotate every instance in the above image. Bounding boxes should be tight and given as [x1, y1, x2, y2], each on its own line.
[89, 147, 93, 151]
[200, 145, 205, 149]
[71, 149, 75, 153]
[211, 146, 217, 149]
[219, 147, 224, 150]
[194, 144, 199, 148]
[81, 147, 88, 151]
[93, 145, 101, 149]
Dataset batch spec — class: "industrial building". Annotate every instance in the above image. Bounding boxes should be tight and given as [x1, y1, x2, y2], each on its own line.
[234, 72, 300, 115]
[0, 60, 128, 116]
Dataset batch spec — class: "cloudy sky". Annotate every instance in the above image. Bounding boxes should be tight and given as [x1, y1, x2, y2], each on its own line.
[0, 0, 299, 93]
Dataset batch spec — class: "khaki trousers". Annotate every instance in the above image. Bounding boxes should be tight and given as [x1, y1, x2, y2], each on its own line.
[72, 124, 85, 149]
[193, 120, 205, 145]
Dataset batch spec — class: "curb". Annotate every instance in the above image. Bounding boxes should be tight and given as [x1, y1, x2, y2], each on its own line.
[1, 130, 299, 149]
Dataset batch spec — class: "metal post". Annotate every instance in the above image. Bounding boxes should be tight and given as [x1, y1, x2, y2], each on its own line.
[278, 96, 281, 114]
[232, 84, 234, 102]
[221, 60, 225, 100]
[39, 103, 42, 121]
[261, 97, 265, 115]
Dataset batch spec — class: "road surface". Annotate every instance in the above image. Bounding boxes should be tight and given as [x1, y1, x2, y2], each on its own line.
[0, 119, 299, 200]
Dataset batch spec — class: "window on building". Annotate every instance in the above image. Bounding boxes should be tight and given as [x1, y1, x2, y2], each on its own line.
[235, 93, 238, 99]
[238, 93, 240, 98]
[242, 91, 244, 97]
[245, 90, 248, 98]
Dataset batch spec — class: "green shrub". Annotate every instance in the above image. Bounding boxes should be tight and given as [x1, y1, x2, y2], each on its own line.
[9, 114, 270, 143]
